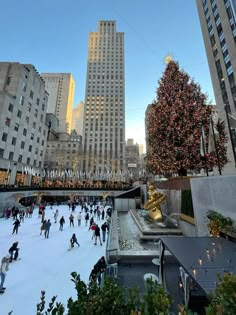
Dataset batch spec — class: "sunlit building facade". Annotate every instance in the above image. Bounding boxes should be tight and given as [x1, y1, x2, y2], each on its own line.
[83, 21, 125, 173]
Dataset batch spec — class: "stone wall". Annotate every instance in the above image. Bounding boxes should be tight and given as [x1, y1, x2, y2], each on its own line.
[190, 175, 236, 236]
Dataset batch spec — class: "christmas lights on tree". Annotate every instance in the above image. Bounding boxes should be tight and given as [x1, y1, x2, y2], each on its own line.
[147, 60, 228, 176]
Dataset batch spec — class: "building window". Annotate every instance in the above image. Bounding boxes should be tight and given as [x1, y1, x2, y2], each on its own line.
[9, 152, 14, 160]
[18, 155, 22, 162]
[21, 141, 25, 149]
[35, 109, 38, 118]
[5, 118, 11, 127]
[15, 123, 19, 131]
[8, 103, 14, 112]
[30, 90, 34, 99]
[19, 96, 24, 105]
[27, 157, 30, 164]
[0, 149, 4, 158]
[23, 128, 27, 136]
[12, 137, 16, 145]
[2, 133, 7, 142]
[22, 82, 27, 92]
[17, 110, 22, 118]
[29, 145, 32, 152]
[30, 133, 34, 140]
[36, 98, 40, 105]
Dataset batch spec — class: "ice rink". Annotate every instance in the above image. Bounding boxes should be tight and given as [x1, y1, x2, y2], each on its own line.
[0, 204, 107, 314]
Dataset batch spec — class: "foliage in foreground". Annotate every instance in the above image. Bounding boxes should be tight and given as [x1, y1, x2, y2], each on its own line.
[35, 272, 172, 315]
[205, 273, 236, 315]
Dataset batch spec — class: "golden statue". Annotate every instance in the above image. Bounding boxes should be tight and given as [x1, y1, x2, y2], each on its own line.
[144, 183, 166, 220]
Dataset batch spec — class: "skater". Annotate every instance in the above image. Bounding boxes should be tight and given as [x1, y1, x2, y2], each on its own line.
[8, 242, 19, 262]
[85, 212, 89, 226]
[40, 219, 46, 235]
[69, 213, 74, 227]
[54, 209, 59, 223]
[59, 216, 65, 231]
[101, 208, 105, 220]
[94, 225, 102, 246]
[89, 222, 97, 240]
[70, 233, 80, 248]
[77, 212, 82, 226]
[0, 255, 10, 293]
[41, 209, 45, 223]
[19, 209, 25, 223]
[12, 218, 20, 235]
[101, 222, 109, 242]
[45, 219, 51, 238]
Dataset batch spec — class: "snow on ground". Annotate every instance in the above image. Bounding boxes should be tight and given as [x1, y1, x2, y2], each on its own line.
[0, 205, 107, 314]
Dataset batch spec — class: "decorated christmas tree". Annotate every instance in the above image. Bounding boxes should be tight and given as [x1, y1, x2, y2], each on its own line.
[147, 59, 228, 176]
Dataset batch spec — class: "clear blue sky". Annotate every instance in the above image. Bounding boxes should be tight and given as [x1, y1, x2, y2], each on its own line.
[0, 0, 214, 151]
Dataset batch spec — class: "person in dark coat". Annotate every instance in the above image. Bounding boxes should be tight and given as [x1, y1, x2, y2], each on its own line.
[94, 225, 102, 246]
[69, 214, 74, 227]
[101, 222, 109, 242]
[85, 212, 89, 226]
[9, 242, 19, 262]
[45, 219, 51, 238]
[12, 219, 20, 235]
[59, 216, 65, 231]
[70, 233, 80, 248]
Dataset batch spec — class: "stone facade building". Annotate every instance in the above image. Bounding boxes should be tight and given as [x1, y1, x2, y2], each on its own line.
[0, 62, 48, 185]
[196, 0, 236, 174]
[41, 73, 75, 134]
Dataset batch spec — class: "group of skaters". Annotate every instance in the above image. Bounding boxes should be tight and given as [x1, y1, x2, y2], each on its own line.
[1, 200, 113, 293]
[0, 241, 20, 294]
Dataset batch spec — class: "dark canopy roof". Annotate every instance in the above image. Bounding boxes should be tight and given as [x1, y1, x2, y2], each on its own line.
[160, 237, 236, 294]
[115, 186, 140, 199]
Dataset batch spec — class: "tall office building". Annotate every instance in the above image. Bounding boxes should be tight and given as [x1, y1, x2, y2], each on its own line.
[196, 0, 236, 173]
[83, 20, 125, 173]
[72, 101, 84, 136]
[0, 62, 48, 185]
[41, 73, 75, 134]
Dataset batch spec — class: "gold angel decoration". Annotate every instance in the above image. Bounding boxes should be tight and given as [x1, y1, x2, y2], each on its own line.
[102, 192, 111, 200]
[144, 183, 166, 220]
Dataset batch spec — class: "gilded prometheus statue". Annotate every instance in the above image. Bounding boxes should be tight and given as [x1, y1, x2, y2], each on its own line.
[144, 183, 166, 220]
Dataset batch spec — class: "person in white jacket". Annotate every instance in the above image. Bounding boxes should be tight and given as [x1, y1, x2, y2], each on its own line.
[0, 255, 10, 293]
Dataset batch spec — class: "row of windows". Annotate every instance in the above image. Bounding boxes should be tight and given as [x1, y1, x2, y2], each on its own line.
[0, 148, 42, 167]
[1, 132, 45, 146]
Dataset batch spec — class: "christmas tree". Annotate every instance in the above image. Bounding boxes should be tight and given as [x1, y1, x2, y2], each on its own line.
[147, 60, 228, 176]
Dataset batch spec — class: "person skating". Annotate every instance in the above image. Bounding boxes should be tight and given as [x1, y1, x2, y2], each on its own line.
[69, 213, 74, 227]
[40, 219, 46, 235]
[8, 242, 19, 262]
[12, 218, 20, 234]
[0, 255, 10, 294]
[89, 222, 97, 240]
[85, 212, 89, 226]
[77, 212, 82, 226]
[45, 219, 51, 238]
[101, 222, 109, 242]
[59, 216, 65, 231]
[54, 209, 59, 223]
[94, 225, 102, 246]
[70, 233, 80, 249]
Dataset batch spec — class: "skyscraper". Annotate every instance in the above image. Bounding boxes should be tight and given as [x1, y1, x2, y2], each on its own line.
[83, 20, 125, 173]
[41, 73, 75, 134]
[72, 101, 84, 136]
[196, 0, 236, 173]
